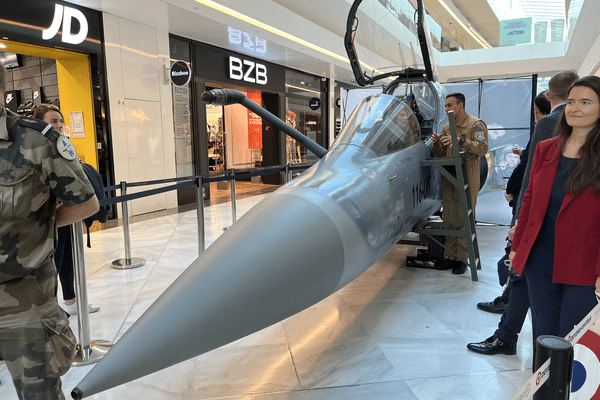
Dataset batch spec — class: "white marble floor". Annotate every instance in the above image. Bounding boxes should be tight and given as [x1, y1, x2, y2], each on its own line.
[0, 195, 533, 400]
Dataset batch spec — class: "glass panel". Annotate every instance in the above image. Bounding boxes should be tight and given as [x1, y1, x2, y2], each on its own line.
[350, 0, 426, 73]
[206, 104, 225, 172]
[336, 94, 420, 156]
[359, 0, 584, 54]
[285, 70, 323, 164]
[207, 85, 264, 173]
[479, 78, 533, 137]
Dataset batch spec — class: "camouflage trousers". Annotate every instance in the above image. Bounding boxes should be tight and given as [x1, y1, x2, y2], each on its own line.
[0, 261, 76, 400]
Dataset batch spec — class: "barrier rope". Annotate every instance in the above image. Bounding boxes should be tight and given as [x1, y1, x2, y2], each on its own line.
[97, 164, 311, 208]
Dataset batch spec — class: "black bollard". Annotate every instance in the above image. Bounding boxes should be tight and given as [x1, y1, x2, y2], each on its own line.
[533, 335, 574, 400]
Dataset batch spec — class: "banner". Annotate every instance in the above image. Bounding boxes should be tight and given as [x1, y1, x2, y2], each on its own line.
[247, 91, 262, 150]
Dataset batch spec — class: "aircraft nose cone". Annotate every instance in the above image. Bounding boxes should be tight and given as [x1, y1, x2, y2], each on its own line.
[73, 193, 346, 398]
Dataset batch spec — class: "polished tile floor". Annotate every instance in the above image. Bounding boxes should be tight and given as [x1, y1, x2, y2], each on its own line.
[0, 194, 533, 400]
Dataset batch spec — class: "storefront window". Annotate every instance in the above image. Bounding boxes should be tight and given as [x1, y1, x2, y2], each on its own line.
[206, 103, 225, 172]
[206, 85, 264, 172]
[285, 70, 324, 164]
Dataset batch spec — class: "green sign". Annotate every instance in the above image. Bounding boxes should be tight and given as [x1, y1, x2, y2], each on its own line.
[500, 17, 532, 46]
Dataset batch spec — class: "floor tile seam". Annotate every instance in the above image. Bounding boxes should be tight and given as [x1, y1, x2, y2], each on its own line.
[366, 314, 419, 384]
[293, 379, 412, 393]
[371, 345, 409, 384]
[108, 239, 172, 340]
[285, 341, 303, 389]
[398, 367, 529, 383]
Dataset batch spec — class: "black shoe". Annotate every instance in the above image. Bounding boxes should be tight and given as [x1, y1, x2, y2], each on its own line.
[477, 296, 507, 314]
[451, 261, 468, 275]
[435, 258, 453, 270]
[467, 336, 516, 355]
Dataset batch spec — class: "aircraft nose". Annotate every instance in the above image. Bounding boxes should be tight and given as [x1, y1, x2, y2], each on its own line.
[73, 192, 346, 398]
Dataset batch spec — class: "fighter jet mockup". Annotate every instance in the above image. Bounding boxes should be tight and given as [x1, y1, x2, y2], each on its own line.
[72, 0, 448, 397]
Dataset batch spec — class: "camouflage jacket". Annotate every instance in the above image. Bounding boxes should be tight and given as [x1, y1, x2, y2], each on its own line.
[432, 113, 489, 161]
[0, 107, 95, 284]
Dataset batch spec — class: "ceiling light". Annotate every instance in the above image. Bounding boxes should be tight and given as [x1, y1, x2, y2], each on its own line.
[194, 0, 386, 75]
[436, 0, 491, 48]
[285, 84, 320, 95]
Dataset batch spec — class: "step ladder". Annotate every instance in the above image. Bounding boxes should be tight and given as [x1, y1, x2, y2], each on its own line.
[408, 110, 482, 281]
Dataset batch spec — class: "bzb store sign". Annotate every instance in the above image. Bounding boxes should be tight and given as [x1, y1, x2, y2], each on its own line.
[229, 56, 268, 86]
[195, 43, 284, 92]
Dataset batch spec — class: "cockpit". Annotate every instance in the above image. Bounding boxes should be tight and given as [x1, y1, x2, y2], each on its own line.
[335, 94, 420, 157]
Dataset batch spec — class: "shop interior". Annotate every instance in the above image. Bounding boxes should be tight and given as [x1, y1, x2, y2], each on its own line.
[284, 70, 324, 165]
[0, 40, 98, 168]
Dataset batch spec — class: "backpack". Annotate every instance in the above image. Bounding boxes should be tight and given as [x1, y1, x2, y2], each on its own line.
[81, 162, 110, 247]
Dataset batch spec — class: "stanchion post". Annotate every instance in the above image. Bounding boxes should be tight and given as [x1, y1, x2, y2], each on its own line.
[285, 164, 290, 183]
[230, 169, 237, 223]
[121, 181, 132, 259]
[196, 177, 205, 256]
[111, 181, 145, 269]
[70, 220, 113, 366]
[533, 335, 574, 400]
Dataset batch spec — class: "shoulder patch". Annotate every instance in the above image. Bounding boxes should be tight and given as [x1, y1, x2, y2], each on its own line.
[56, 135, 77, 161]
[17, 117, 54, 135]
[16, 115, 77, 160]
[473, 123, 485, 132]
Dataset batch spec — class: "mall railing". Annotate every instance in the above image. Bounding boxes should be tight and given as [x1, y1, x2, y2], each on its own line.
[69, 162, 313, 365]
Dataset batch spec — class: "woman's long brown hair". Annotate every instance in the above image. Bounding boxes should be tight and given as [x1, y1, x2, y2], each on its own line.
[554, 76, 600, 197]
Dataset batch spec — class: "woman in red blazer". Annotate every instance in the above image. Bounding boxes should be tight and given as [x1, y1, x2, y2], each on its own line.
[510, 76, 600, 341]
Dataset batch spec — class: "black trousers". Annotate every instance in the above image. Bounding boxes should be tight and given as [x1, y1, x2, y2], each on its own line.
[54, 226, 76, 301]
[494, 276, 530, 343]
[524, 265, 596, 340]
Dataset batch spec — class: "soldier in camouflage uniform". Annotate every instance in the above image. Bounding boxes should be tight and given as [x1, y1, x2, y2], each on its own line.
[432, 92, 488, 275]
[0, 64, 99, 399]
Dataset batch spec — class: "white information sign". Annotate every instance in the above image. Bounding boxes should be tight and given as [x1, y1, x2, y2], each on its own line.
[69, 111, 85, 138]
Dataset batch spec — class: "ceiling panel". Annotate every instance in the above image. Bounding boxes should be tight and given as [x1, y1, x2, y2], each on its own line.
[61, 0, 600, 83]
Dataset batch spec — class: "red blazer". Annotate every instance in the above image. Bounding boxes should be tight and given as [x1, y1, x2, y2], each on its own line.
[512, 136, 600, 285]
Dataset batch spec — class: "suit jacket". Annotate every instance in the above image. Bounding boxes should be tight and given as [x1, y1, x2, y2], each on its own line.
[515, 104, 565, 217]
[511, 136, 600, 285]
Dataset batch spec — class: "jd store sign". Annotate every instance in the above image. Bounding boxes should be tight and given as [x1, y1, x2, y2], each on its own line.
[43, 4, 88, 45]
[0, 0, 102, 54]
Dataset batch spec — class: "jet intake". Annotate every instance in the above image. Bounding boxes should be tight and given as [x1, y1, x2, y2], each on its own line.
[201, 88, 245, 106]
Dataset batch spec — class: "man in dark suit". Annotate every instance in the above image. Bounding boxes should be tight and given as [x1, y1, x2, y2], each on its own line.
[467, 71, 579, 356]
[514, 70, 580, 217]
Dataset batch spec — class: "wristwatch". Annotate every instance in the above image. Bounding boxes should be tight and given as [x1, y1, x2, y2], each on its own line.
[458, 136, 466, 145]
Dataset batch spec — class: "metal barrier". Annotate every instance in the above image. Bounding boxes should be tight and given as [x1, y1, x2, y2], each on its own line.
[70, 220, 113, 366]
[99, 164, 310, 261]
[230, 169, 237, 225]
[196, 177, 205, 256]
[509, 303, 600, 400]
[111, 182, 145, 270]
[532, 336, 573, 400]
